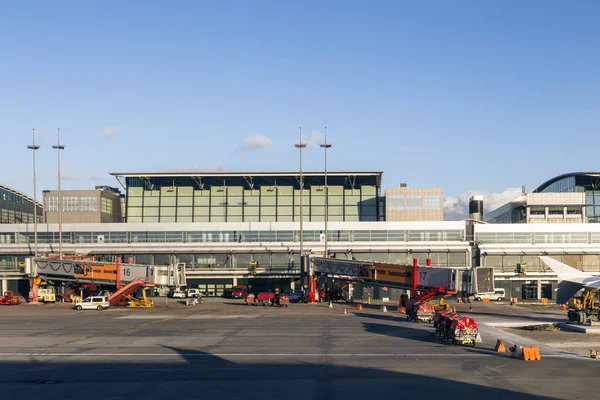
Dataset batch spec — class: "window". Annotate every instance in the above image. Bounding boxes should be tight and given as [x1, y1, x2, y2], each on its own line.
[406, 195, 422, 210]
[423, 194, 441, 210]
[387, 194, 404, 211]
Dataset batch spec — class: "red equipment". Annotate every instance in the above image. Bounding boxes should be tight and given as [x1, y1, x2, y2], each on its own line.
[275, 295, 290, 308]
[448, 316, 479, 346]
[255, 292, 275, 306]
[410, 301, 434, 323]
[0, 291, 22, 305]
[437, 312, 460, 338]
[433, 310, 451, 330]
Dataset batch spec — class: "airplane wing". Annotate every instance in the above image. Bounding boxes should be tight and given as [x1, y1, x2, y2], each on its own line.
[539, 256, 600, 304]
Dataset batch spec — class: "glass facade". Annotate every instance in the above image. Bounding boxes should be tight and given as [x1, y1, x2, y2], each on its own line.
[476, 231, 598, 244]
[0, 185, 43, 224]
[7, 227, 465, 245]
[123, 173, 382, 223]
[536, 173, 600, 222]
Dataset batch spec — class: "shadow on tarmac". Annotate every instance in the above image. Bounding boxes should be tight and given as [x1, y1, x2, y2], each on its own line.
[0, 346, 562, 400]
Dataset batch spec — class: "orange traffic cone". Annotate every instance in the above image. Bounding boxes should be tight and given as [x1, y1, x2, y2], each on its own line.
[494, 339, 506, 353]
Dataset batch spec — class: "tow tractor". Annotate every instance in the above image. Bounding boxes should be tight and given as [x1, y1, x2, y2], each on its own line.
[0, 291, 23, 305]
[567, 288, 600, 324]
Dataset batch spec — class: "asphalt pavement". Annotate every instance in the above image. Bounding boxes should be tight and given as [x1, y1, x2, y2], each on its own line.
[0, 300, 598, 400]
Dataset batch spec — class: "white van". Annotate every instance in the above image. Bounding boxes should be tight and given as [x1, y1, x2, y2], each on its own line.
[476, 289, 506, 301]
[74, 296, 110, 311]
[187, 288, 201, 298]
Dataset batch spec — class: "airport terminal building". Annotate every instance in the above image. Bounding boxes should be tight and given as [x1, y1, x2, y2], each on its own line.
[1, 171, 600, 300]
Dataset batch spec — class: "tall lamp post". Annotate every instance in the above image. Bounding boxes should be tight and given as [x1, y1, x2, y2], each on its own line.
[27, 129, 40, 259]
[52, 128, 65, 259]
[320, 127, 332, 258]
[294, 129, 307, 293]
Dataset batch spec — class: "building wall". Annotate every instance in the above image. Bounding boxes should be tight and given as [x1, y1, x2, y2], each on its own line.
[0, 185, 43, 224]
[385, 187, 443, 221]
[485, 192, 585, 224]
[44, 189, 122, 224]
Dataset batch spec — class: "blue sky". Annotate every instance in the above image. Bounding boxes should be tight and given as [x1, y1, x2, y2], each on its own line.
[2, 1, 599, 218]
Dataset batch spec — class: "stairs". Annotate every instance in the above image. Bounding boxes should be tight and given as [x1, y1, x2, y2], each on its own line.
[415, 284, 457, 303]
[108, 279, 154, 306]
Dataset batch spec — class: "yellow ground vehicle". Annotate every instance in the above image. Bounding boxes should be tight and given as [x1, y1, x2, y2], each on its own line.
[126, 288, 154, 308]
[567, 288, 599, 324]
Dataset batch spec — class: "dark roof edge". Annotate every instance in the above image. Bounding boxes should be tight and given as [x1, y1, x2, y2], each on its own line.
[0, 183, 43, 208]
[534, 172, 600, 192]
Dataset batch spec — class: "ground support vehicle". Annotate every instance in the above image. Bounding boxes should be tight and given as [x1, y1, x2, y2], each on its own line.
[232, 285, 249, 299]
[126, 289, 154, 308]
[275, 295, 289, 307]
[437, 312, 460, 338]
[410, 302, 434, 323]
[245, 294, 255, 305]
[74, 296, 110, 311]
[255, 292, 275, 306]
[447, 316, 479, 346]
[43, 293, 56, 304]
[433, 310, 451, 332]
[475, 289, 506, 301]
[566, 289, 600, 324]
[185, 294, 202, 305]
[278, 290, 303, 302]
[0, 291, 22, 305]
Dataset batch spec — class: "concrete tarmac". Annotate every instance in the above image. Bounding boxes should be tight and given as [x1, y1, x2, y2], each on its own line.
[0, 300, 598, 400]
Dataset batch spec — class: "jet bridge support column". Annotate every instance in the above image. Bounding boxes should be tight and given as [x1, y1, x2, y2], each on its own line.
[412, 258, 418, 299]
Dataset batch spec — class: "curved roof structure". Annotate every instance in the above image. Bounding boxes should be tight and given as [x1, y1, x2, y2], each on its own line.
[0, 183, 43, 208]
[534, 172, 600, 193]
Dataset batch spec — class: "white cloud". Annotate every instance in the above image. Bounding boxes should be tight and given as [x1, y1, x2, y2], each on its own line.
[97, 126, 123, 140]
[174, 164, 227, 172]
[242, 134, 273, 150]
[444, 187, 523, 221]
[398, 146, 436, 153]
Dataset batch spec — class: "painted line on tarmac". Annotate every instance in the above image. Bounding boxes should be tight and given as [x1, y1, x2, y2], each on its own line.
[38, 309, 217, 350]
[114, 315, 261, 320]
[0, 352, 592, 360]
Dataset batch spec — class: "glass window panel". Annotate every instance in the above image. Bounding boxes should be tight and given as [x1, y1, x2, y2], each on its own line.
[130, 232, 148, 243]
[408, 230, 425, 241]
[128, 207, 143, 217]
[128, 197, 143, 206]
[165, 232, 183, 242]
[147, 232, 166, 242]
[161, 197, 176, 206]
[448, 252, 466, 266]
[429, 252, 448, 267]
[177, 207, 192, 217]
[144, 197, 159, 207]
[144, 216, 159, 222]
[211, 207, 226, 216]
[160, 207, 176, 216]
[445, 230, 463, 241]
[178, 197, 193, 206]
[144, 207, 159, 217]
[228, 196, 244, 207]
[406, 195, 422, 210]
[484, 255, 503, 269]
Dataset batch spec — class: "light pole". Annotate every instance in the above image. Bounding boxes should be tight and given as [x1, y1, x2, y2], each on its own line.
[52, 128, 65, 259]
[294, 128, 306, 256]
[294, 128, 307, 296]
[27, 129, 40, 258]
[320, 127, 331, 258]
